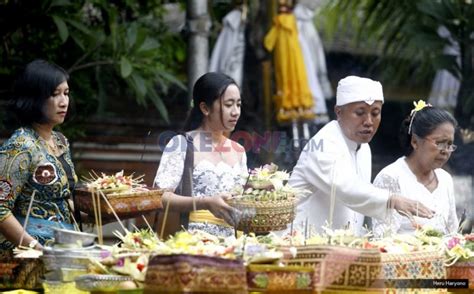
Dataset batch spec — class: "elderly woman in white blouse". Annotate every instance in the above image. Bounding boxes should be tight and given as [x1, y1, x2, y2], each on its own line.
[373, 101, 459, 236]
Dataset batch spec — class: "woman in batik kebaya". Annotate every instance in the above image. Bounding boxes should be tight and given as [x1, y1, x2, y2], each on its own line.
[0, 59, 77, 251]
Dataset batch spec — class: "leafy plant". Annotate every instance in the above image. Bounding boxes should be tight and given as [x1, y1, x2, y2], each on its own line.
[321, 0, 474, 127]
[0, 0, 186, 135]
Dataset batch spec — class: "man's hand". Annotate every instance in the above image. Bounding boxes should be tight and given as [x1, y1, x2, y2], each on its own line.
[388, 195, 434, 219]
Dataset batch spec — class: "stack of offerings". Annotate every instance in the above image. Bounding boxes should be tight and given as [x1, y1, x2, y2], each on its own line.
[145, 254, 247, 293]
[143, 230, 248, 293]
[368, 229, 450, 290]
[227, 164, 303, 234]
[444, 233, 474, 290]
[283, 244, 383, 292]
[42, 227, 103, 283]
[75, 171, 163, 221]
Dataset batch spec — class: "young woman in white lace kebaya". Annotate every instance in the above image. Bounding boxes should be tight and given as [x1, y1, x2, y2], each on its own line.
[154, 72, 247, 237]
[373, 102, 459, 236]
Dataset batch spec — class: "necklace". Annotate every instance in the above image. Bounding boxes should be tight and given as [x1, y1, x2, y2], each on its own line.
[41, 136, 60, 155]
[422, 172, 436, 187]
[405, 158, 437, 188]
[48, 141, 59, 154]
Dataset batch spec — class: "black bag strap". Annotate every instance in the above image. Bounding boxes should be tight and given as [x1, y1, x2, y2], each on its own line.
[178, 133, 194, 229]
[153, 133, 194, 233]
[56, 132, 67, 146]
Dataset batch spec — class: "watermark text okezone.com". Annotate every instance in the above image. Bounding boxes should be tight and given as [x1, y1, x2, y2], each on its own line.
[157, 131, 324, 154]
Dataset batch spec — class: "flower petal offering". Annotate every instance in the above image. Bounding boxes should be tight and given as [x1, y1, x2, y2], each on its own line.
[84, 170, 147, 194]
[233, 163, 305, 202]
[75, 170, 162, 221]
[228, 164, 308, 233]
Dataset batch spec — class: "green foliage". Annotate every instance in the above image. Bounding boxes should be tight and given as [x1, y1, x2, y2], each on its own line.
[322, 0, 474, 126]
[0, 0, 187, 136]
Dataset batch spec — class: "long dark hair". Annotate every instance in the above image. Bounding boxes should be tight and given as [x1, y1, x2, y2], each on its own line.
[399, 106, 457, 156]
[9, 59, 72, 125]
[183, 72, 237, 131]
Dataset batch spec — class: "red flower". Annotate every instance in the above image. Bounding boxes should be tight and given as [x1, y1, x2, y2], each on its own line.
[133, 236, 142, 244]
[137, 263, 145, 272]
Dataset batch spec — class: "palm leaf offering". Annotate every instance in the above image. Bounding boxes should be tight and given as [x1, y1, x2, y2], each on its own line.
[227, 164, 310, 233]
[232, 163, 307, 202]
[77, 171, 162, 245]
[83, 170, 148, 194]
[76, 171, 162, 224]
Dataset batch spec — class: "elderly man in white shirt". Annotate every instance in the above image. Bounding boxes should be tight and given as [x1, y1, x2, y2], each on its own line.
[289, 76, 434, 235]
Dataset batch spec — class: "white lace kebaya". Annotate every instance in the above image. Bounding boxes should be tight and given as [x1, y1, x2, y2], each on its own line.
[154, 133, 248, 237]
[372, 157, 458, 237]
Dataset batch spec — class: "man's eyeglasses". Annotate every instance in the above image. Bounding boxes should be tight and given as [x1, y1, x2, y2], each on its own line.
[417, 136, 457, 152]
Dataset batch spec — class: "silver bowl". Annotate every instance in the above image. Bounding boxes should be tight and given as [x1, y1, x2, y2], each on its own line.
[42, 245, 104, 271]
[53, 227, 97, 246]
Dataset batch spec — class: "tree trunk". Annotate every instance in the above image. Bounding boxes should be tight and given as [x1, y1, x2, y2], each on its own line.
[186, 0, 211, 103]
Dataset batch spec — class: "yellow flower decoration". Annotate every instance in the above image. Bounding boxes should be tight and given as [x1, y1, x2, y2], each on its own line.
[410, 99, 432, 115]
[408, 99, 433, 134]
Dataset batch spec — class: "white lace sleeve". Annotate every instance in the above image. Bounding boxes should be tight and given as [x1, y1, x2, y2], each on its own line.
[372, 173, 403, 237]
[153, 135, 186, 191]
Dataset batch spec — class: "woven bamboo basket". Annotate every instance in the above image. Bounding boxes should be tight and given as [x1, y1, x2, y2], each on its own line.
[446, 260, 474, 290]
[144, 254, 247, 293]
[227, 198, 296, 233]
[380, 251, 447, 290]
[381, 250, 446, 278]
[75, 188, 163, 221]
[0, 255, 44, 290]
[281, 245, 383, 292]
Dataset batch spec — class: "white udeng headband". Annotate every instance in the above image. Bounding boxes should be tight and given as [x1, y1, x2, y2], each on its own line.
[336, 76, 384, 106]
